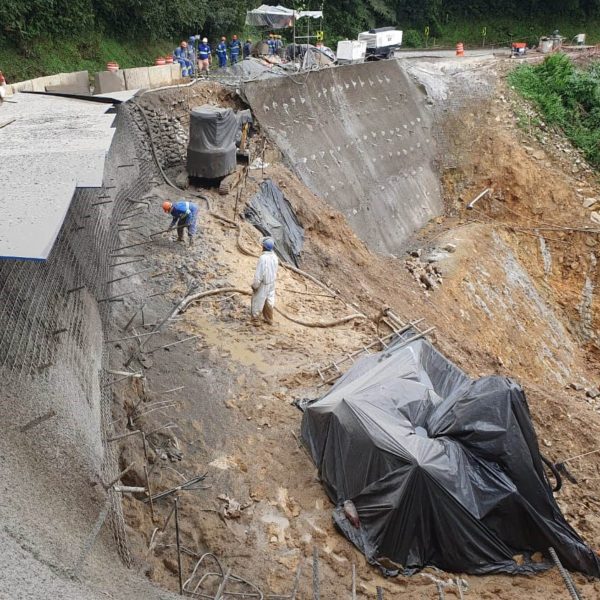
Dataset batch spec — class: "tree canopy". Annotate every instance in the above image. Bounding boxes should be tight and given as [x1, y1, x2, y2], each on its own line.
[2, 0, 600, 48]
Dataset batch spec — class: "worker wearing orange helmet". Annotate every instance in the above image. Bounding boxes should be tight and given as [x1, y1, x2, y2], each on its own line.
[162, 199, 198, 247]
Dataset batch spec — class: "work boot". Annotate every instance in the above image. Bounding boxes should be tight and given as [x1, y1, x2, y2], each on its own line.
[188, 236, 194, 248]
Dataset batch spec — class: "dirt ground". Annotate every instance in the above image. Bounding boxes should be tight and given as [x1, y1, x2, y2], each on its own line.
[109, 66, 600, 599]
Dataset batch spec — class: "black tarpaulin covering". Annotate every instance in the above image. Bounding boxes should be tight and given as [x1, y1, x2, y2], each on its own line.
[301, 337, 600, 576]
[187, 105, 238, 178]
[244, 179, 304, 266]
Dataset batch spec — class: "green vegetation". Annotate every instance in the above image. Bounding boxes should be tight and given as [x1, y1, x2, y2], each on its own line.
[2, 1, 600, 82]
[509, 53, 600, 166]
[0, 36, 175, 81]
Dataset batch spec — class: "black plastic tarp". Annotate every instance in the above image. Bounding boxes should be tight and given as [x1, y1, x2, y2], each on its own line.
[187, 105, 238, 178]
[244, 179, 304, 266]
[301, 337, 600, 577]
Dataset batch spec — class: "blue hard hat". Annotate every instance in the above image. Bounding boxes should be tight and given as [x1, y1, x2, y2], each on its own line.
[189, 36, 195, 43]
[262, 238, 274, 251]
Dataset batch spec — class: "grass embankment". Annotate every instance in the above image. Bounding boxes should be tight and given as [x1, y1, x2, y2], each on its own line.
[0, 36, 176, 83]
[509, 53, 600, 167]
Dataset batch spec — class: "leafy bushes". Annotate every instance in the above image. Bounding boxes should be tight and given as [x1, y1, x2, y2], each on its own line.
[509, 53, 600, 165]
[402, 29, 424, 47]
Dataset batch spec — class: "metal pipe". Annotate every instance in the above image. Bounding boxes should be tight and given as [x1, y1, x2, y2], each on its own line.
[548, 547, 582, 600]
[466, 187, 491, 210]
[312, 547, 319, 600]
[175, 497, 184, 595]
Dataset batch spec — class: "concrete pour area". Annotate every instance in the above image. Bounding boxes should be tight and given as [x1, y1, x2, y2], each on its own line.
[2, 54, 600, 599]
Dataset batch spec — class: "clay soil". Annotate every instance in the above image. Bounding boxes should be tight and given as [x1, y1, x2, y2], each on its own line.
[110, 70, 600, 599]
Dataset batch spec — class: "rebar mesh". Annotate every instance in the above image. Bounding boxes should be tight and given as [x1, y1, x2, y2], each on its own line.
[0, 102, 156, 566]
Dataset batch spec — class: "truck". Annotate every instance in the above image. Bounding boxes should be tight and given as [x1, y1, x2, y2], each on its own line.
[358, 27, 403, 59]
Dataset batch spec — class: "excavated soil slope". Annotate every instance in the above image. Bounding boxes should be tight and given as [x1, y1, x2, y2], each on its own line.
[108, 64, 600, 598]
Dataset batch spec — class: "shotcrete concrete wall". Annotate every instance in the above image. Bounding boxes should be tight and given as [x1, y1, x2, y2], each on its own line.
[0, 105, 175, 599]
[244, 60, 443, 254]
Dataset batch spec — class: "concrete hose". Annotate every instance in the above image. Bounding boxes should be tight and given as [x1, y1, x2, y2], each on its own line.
[171, 287, 366, 328]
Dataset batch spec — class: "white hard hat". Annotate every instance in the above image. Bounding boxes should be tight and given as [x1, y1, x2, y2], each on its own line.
[202, 37, 208, 43]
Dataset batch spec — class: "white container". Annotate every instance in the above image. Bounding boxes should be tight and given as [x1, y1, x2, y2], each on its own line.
[539, 37, 553, 53]
[358, 30, 403, 49]
[576, 33, 586, 45]
[336, 40, 367, 63]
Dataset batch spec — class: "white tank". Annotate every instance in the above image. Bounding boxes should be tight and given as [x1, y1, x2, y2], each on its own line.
[336, 40, 367, 63]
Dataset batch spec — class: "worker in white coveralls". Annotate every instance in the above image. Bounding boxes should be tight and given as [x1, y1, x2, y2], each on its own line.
[251, 238, 278, 325]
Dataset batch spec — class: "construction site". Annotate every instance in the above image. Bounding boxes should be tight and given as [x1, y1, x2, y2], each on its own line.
[2, 47, 600, 600]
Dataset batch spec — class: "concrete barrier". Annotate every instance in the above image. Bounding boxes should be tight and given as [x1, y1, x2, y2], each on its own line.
[94, 64, 182, 94]
[7, 70, 89, 96]
[123, 66, 151, 90]
[6, 63, 182, 98]
[244, 60, 443, 254]
[94, 70, 126, 94]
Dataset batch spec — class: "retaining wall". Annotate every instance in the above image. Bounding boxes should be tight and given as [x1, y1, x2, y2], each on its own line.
[243, 60, 443, 254]
[0, 105, 171, 599]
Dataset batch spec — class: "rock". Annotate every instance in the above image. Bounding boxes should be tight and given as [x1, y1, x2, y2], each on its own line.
[532, 150, 546, 161]
[590, 212, 600, 225]
[531, 552, 544, 563]
[513, 554, 525, 566]
[586, 387, 600, 399]
[442, 243, 457, 253]
[409, 249, 422, 258]
[583, 198, 598, 209]
[569, 383, 585, 391]
[163, 557, 179, 574]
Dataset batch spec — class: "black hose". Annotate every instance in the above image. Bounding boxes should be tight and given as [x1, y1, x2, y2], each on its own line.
[541, 454, 563, 492]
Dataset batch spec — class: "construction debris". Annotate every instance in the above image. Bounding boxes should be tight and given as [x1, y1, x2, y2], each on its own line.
[217, 494, 251, 519]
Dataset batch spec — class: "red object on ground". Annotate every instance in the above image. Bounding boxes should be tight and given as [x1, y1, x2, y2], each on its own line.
[512, 42, 527, 49]
[106, 62, 119, 72]
[456, 42, 464, 56]
[155, 57, 166, 66]
[166, 55, 174, 64]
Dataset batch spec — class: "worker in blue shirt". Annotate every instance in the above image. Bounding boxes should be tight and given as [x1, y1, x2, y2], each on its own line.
[243, 39, 252, 59]
[229, 35, 242, 64]
[198, 38, 211, 73]
[216, 36, 228, 68]
[173, 43, 192, 77]
[267, 33, 277, 55]
[162, 200, 198, 247]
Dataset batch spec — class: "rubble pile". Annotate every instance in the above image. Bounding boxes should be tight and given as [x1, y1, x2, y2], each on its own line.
[404, 243, 456, 290]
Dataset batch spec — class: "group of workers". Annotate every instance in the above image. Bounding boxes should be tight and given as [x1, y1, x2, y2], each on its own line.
[162, 200, 278, 325]
[173, 35, 254, 74]
[173, 31, 292, 75]
[266, 33, 284, 56]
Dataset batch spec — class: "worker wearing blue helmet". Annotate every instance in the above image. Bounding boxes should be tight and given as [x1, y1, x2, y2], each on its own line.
[251, 237, 279, 324]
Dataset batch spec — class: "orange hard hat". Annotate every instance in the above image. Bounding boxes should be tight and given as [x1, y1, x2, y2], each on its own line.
[162, 201, 172, 213]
